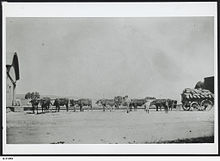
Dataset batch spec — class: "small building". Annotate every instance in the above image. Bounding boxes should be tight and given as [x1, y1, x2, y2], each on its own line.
[6, 52, 20, 106]
[204, 76, 214, 93]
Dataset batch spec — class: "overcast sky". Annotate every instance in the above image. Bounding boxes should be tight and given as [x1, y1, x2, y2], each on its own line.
[6, 17, 214, 101]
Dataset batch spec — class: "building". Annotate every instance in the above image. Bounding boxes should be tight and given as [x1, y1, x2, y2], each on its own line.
[6, 52, 20, 107]
[194, 76, 214, 94]
[204, 76, 214, 93]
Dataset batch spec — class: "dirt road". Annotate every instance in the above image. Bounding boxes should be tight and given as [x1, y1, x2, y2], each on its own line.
[6, 109, 214, 144]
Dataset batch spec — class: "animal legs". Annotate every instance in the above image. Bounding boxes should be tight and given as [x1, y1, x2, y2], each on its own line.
[103, 105, 105, 112]
[36, 106, 39, 114]
[134, 105, 137, 111]
[126, 105, 130, 113]
[66, 104, 69, 112]
[32, 106, 35, 114]
[165, 106, 168, 113]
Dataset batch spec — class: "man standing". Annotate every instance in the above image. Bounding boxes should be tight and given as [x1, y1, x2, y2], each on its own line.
[124, 95, 131, 113]
[144, 100, 151, 114]
[164, 100, 169, 113]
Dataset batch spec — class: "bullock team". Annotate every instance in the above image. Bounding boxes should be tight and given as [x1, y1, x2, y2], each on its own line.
[30, 96, 177, 114]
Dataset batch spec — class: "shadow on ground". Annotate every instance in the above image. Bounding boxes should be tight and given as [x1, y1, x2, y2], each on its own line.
[146, 136, 214, 144]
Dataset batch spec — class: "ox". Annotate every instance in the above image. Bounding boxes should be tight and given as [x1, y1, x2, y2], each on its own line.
[53, 98, 69, 112]
[40, 97, 52, 112]
[130, 99, 147, 111]
[70, 99, 92, 112]
[167, 99, 177, 111]
[114, 96, 123, 109]
[150, 99, 175, 113]
[30, 99, 40, 114]
[121, 96, 132, 113]
[150, 99, 165, 111]
[96, 99, 115, 112]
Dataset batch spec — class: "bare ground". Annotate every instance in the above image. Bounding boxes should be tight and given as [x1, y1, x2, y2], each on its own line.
[6, 109, 214, 144]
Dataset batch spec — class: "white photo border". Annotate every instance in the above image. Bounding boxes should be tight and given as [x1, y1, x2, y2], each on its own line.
[2, 2, 218, 155]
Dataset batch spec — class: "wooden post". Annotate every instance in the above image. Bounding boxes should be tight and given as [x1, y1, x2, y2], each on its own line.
[12, 84, 16, 106]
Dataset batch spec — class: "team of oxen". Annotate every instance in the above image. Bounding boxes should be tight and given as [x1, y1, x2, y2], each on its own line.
[30, 96, 177, 114]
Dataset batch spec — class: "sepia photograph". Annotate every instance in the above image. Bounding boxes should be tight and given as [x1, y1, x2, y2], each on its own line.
[2, 2, 218, 155]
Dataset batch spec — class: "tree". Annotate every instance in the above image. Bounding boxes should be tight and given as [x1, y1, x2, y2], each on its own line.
[34, 92, 40, 99]
[195, 81, 204, 89]
[25, 92, 31, 99]
[31, 92, 35, 99]
[25, 91, 40, 99]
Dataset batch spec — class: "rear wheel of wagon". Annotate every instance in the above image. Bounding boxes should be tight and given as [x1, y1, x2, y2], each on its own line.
[197, 104, 206, 111]
[190, 102, 200, 111]
[201, 100, 213, 111]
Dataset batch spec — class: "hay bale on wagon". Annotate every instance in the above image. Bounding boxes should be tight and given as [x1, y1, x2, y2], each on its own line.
[181, 88, 214, 111]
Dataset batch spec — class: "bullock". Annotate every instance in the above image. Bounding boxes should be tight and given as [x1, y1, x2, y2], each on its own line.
[150, 99, 177, 113]
[30, 99, 40, 114]
[121, 96, 132, 113]
[53, 98, 69, 112]
[96, 99, 115, 112]
[129, 99, 147, 111]
[167, 99, 177, 111]
[114, 96, 123, 109]
[70, 99, 92, 112]
[40, 97, 52, 112]
[150, 99, 169, 112]
[70, 99, 78, 112]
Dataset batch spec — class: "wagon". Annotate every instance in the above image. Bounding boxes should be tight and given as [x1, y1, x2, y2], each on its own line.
[181, 88, 214, 111]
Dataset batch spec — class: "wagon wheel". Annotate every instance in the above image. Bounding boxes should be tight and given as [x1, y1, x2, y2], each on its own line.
[182, 104, 191, 111]
[201, 100, 213, 111]
[190, 102, 200, 111]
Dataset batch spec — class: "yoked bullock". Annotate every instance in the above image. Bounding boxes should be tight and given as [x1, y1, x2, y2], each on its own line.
[150, 99, 177, 112]
[70, 98, 92, 111]
[30, 97, 52, 114]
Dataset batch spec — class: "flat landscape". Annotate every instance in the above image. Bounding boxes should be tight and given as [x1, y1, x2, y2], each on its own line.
[6, 107, 214, 144]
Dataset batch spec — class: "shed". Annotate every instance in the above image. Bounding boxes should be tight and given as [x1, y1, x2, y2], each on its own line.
[204, 76, 214, 94]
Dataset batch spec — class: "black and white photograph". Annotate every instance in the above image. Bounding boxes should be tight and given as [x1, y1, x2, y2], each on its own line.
[2, 2, 218, 155]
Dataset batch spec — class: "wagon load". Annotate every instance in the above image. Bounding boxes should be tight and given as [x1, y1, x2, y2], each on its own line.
[181, 88, 214, 111]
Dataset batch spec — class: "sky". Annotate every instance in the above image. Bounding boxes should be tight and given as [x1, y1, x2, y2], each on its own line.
[6, 17, 214, 102]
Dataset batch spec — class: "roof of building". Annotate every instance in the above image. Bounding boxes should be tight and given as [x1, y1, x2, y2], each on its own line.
[6, 52, 20, 81]
[204, 76, 214, 80]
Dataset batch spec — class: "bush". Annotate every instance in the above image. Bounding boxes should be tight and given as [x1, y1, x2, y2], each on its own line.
[25, 91, 40, 99]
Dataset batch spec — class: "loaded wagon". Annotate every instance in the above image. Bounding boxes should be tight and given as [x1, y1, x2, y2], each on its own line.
[181, 88, 214, 111]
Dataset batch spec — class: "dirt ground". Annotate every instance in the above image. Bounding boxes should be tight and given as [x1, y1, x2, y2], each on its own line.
[6, 108, 214, 144]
